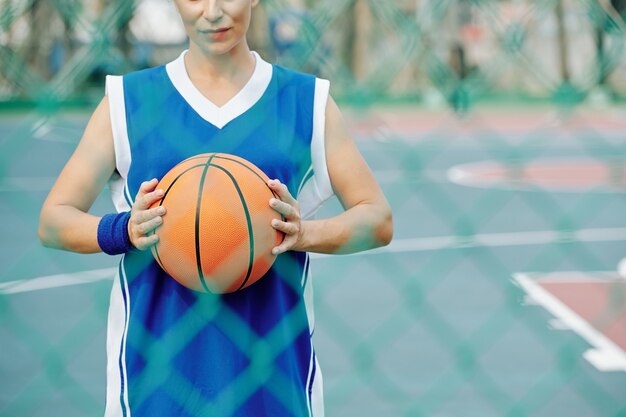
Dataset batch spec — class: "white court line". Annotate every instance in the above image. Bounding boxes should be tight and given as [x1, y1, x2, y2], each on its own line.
[31, 116, 77, 143]
[30, 116, 51, 138]
[5, 227, 626, 294]
[618, 257, 626, 280]
[312, 227, 626, 258]
[513, 272, 626, 372]
[0, 268, 116, 294]
[517, 271, 622, 283]
[447, 160, 626, 193]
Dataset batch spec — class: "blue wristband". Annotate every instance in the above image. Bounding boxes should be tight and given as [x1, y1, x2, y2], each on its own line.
[97, 212, 134, 255]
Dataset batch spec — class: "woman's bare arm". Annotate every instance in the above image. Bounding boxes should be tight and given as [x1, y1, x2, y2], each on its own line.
[269, 96, 393, 255]
[39, 96, 117, 253]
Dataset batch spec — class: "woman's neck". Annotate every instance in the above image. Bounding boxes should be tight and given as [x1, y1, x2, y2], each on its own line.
[184, 42, 256, 85]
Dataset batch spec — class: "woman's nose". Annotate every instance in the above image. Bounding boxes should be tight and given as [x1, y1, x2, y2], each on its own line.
[202, 0, 225, 23]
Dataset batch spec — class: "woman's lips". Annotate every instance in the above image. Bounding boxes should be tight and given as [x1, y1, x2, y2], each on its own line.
[199, 27, 230, 40]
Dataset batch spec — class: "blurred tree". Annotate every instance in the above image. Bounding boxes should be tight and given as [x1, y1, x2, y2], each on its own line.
[555, 0, 570, 84]
[25, 0, 60, 78]
[594, 0, 626, 90]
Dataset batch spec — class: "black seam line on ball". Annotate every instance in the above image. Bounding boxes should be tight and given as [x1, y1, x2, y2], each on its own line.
[187, 154, 279, 199]
[153, 163, 207, 277]
[212, 155, 282, 222]
[209, 163, 255, 291]
[212, 155, 274, 192]
[158, 164, 208, 207]
[152, 242, 168, 276]
[185, 154, 282, 203]
[195, 153, 218, 293]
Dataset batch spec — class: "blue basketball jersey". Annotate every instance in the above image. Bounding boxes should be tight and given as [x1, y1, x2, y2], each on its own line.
[104, 50, 333, 417]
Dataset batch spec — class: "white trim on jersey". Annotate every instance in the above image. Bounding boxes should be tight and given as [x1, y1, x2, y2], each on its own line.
[303, 253, 320, 417]
[297, 78, 332, 417]
[105, 75, 133, 213]
[298, 78, 333, 220]
[297, 165, 314, 219]
[306, 350, 314, 417]
[297, 165, 314, 197]
[302, 256, 324, 417]
[301, 252, 310, 288]
[119, 263, 132, 415]
[104, 260, 132, 417]
[165, 50, 273, 129]
[311, 354, 325, 417]
[311, 79, 332, 199]
[302, 255, 314, 336]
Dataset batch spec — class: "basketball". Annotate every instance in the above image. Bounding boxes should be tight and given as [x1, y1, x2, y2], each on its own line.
[150, 153, 284, 293]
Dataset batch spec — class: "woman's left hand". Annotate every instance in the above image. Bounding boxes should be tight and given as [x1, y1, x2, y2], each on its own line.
[268, 179, 304, 255]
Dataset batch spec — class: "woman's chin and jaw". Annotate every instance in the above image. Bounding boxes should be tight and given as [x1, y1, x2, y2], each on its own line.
[175, 0, 259, 59]
[189, 30, 247, 58]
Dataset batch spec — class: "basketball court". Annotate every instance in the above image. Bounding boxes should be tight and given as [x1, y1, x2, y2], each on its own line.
[1, 105, 625, 416]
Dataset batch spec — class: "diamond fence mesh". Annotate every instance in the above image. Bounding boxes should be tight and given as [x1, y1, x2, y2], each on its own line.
[1, 1, 626, 416]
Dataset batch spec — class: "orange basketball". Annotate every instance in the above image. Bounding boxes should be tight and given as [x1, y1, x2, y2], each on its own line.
[150, 153, 283, 293]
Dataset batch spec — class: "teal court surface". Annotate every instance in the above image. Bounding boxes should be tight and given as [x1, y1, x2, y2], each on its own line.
[1, 105, 626, 417]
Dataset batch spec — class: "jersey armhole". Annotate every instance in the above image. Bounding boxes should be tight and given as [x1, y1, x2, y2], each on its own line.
[106, 75, 131, 179]
[311, 78, 332, 201]
[299, 78, 334, 219]
[105, 75, 133, 212]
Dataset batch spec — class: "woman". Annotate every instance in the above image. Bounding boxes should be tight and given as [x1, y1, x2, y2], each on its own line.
[39, 1, 392, 416]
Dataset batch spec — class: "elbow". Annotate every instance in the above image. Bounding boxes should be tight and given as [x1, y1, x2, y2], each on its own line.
[375, 205, 393, 247]
[38, 210, 57, 249]
[38, 228, 56, 249]
[38, 220, 52, 248]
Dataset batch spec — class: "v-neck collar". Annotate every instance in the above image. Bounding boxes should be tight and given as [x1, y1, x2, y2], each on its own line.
[165, 50, 273, 129]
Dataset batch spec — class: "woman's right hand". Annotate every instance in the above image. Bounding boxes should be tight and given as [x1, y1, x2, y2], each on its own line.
[128, 178, 166, 250]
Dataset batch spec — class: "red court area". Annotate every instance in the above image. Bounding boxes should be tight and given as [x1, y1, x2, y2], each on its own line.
[450, 148, 626, 372]
[345, 107, 626, 138]
[515, 272, 626, 372]
[539, 276, 626, 352]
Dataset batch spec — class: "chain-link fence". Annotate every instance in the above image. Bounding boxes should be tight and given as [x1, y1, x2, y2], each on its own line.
[1, 1, 626, 416]
[3, 0, 626, 106]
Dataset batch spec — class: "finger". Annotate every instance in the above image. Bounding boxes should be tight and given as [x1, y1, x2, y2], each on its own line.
[271, 219, 298, 235]
[133, 206, 166, 224]
[138, 178, 158, 196]
[140, 188, 164, 210]
[272, 234, 297, 255]
[268, 179, 297, 206]
[134, 179, 161, 208]
[269, 198, 298, 219]
[135, 216, 163, 235]
[134, 234, 159, 251]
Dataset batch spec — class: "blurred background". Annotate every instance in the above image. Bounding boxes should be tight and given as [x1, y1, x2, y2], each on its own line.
[1, 1, 626, 416]
[3, 0, 626, 106]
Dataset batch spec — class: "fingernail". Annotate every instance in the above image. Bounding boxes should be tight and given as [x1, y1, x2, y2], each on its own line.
[158, 207, 166, 214]
[271, 199, 278, 207]
[156, 189, 164, 196]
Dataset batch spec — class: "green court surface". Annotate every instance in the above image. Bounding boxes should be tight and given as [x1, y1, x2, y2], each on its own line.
[1, 105, 626, 417]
